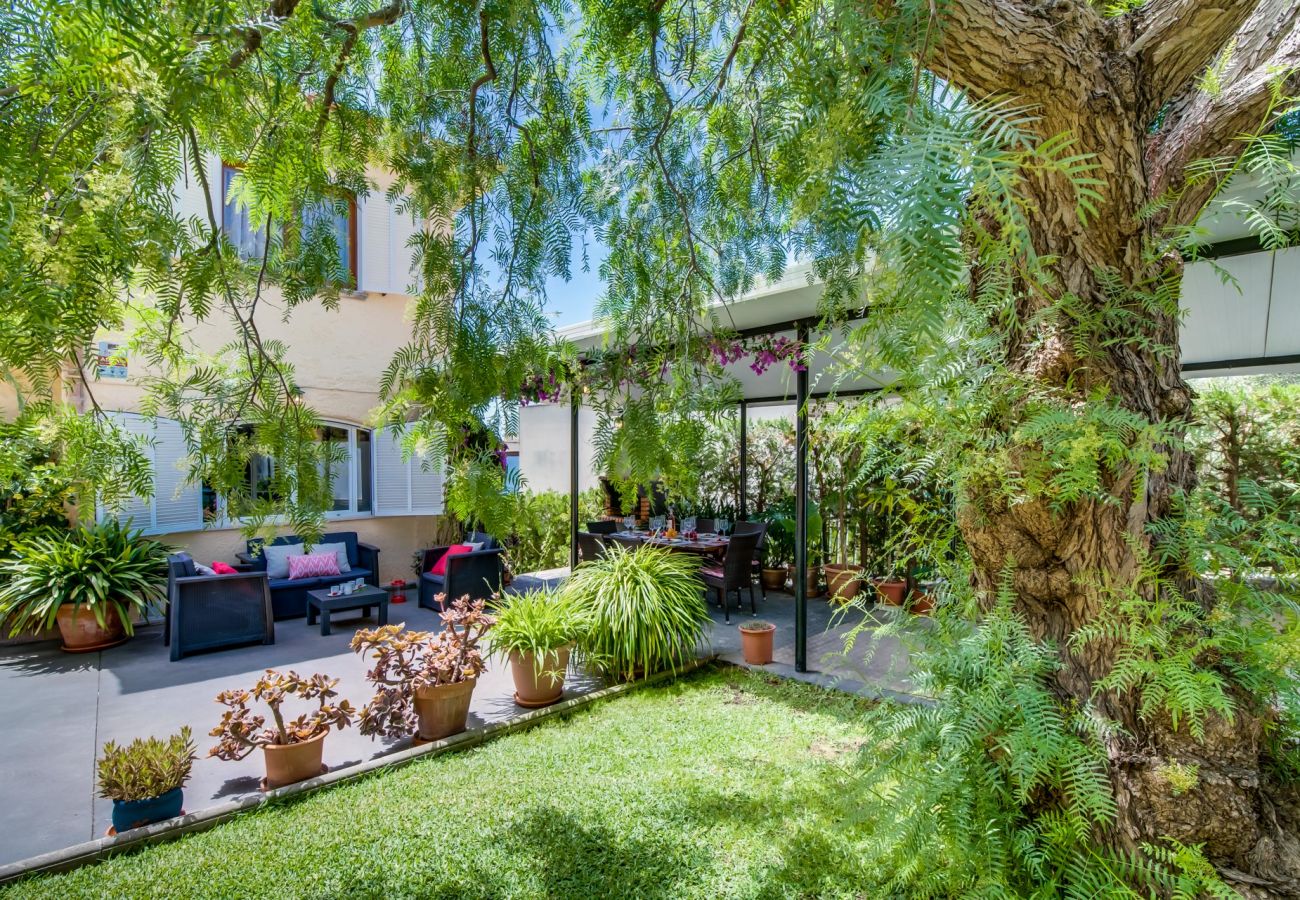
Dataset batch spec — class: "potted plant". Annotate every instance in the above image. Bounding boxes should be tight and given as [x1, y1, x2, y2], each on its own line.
[351, 596, 495, 741]
[209, 670, 355, 790]
[489, 589, 587, 708]
[760, 515, 793, 591]
[0, 520, 169, 651]
[562, 544, 709, 681]
[738, 620, 776, 665]
[98, 727, 197, 835]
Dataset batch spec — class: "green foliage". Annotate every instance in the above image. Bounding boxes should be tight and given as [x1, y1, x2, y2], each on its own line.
[97, 728, 197, 803]
[0, 519, 169, 637]
[488, 589, 589, 673]
[502, 490, 573, 574]
[562, 544, 710, 681]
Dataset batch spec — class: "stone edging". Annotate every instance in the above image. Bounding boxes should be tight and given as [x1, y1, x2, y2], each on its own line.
[0, 656, 716, 886]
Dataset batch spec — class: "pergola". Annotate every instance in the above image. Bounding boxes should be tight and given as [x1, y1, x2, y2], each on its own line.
[550, 228, 1300, 673]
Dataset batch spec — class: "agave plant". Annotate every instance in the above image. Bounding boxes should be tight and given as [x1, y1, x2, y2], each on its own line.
[561, 544, 710, 681]
[0, 519, 169, 637]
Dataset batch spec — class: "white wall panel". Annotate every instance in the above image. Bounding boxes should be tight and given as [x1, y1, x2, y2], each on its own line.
[1179, 254, 1273, 364]
[1265, 248, 1300, 358]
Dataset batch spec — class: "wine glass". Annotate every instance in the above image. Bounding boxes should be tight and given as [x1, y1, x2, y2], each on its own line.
[623, 516, 636, 533]
[683, 516, 697, 533]
[650, 515, 666, 533]
[716, 518, 731, 536]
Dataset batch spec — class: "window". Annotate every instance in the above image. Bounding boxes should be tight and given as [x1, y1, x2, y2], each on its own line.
[222, 164, 357, 285]
[303, 197, 358, 285]
[316, 424, 372, 515]
[221, 164, 267, 261]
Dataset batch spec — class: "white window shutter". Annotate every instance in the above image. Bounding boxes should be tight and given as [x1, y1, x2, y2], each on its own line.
[373, 426, 444, 516]
[389, 199, 424, 295]
[359, 193, 393, 293]
[100, 413, 203, 535]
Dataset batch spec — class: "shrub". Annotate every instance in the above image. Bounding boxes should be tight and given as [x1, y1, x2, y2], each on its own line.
[0, 519, 169, 637]
[209, 670, 355, 760]
[489, 589, 588, 674]
[351, 597, 496, 739]
[561, 544, 709, 680]
[97, 728, 197, 802]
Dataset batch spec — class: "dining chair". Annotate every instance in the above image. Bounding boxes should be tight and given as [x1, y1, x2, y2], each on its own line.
[731, 520, 769, 599]
[586, 521, 618, 535]
[700, 530, 763, 624]
[577, 531, 608, 563]
[695, 517, 717, 534]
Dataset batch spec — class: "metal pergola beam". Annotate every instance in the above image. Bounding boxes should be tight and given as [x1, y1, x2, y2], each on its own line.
[794, 324, 809, 673]
[738, 400, 748, 519]
[569, 397, 579, 571]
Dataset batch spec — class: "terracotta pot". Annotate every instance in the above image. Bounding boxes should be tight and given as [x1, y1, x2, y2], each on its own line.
[510, 646, 571, 708]
[805, 567, 823, 598]
[262, 732, 327, 789]
[739, 623, 776, 665]
[413, 678, 477, 741]
[873, 578, 908, 606]
[825, 564, 863, 604]
[55, 604, 127, 653]
[761, 567, 788, 591]
[910, 590, 935, 616]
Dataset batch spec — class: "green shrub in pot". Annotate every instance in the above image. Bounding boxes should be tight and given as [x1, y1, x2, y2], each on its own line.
[98, 728, 197, 833]
[0, 519, 169, 647]
[489, 589, 589, 706]
[561, 543, 709, 681]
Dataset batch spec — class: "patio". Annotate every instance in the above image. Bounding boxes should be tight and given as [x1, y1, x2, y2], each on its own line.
[0, 577, 917, 869]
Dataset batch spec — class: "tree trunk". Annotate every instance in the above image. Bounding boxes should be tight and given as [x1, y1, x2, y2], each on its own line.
[930, 2, 1300, 893]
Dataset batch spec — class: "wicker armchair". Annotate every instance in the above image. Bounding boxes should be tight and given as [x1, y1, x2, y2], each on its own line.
[165, 553, 274, 661]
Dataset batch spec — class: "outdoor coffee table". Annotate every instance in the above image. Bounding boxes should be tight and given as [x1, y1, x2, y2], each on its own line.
[306, 585, 389, 636]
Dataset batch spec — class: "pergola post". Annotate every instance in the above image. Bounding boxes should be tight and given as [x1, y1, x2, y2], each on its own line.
[794, 326, 809, 673]
[738, 400, 748, 519]
[569, 396, 579, 571]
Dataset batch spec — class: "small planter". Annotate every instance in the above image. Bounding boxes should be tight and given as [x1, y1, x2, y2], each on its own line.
[825, 564, 863, 604]
[110, 787, 183, 834]
[805, 567, 824, 598]
[413, 678, 478, 741]
[56, 604, 127, 653]
[739, 621, 776, 665]
[873, 578, 908, 606]
[261, 732, 327, 790]
[909, 591, 935, 615]
[510, 646, 572, 708]
[761, 566, 788, 591]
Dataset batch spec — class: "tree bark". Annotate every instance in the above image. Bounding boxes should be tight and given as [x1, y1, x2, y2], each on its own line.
[928, 0, 1300, 893]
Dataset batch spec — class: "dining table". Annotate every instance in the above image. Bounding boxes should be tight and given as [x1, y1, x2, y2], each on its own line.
[611, 531, 730, 558]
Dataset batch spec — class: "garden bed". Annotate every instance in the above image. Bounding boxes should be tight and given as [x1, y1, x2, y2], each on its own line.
[0, 665, 881, 899]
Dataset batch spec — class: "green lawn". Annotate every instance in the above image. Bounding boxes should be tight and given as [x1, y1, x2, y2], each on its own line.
[3, 667, 881, 899]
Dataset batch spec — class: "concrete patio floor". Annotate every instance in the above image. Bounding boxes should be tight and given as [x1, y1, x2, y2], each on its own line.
[0, 576, 919, 868]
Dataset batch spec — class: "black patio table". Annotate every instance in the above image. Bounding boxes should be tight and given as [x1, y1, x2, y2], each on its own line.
[305, 584, 389, 636]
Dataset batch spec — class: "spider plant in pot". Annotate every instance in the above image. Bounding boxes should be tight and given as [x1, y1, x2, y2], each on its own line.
[209, 670, 355, 790]
[0, 520, 169, 651]
[488, 589, 588, 708]
[351, 596, 495, 742]
[561, 544, 709, 682]
[738, 620, 776, 665]
[759, 515, 793, 591]
[98, 727, 197, 835]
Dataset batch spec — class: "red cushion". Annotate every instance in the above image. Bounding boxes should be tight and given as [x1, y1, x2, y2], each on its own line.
[211, 561, 239, 575]
[430, 544, 475, 576]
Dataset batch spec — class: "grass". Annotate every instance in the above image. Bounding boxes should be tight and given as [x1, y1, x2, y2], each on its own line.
[2, 666, 881, 899]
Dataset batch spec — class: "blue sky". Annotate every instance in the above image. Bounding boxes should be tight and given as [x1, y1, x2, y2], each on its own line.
[541, 229, 609, 327]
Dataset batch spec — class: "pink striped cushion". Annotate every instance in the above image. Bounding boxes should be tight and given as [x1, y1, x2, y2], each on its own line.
[287, 552, 341, 580]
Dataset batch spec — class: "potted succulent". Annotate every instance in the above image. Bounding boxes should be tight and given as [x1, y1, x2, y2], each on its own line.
[209, 670, 355, 790]
[562, 544, 710, 681]
[98, 727, 198, 835]
[352, 596, 496, 741]
[738, 620, 776, 665]
[489, 589, 587, 708]
[0, 520, 168, 651]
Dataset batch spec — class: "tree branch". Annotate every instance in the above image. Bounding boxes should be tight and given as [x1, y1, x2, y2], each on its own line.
[227, 0, 303, 70]
[1146, 0, 1300, 222]
[1125, 0, 1258, 121]
[312, 1, 407, 141]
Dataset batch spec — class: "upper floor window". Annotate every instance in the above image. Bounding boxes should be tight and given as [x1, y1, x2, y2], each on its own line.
[222, 164, 268, 261]
[222, 164, 357, 284]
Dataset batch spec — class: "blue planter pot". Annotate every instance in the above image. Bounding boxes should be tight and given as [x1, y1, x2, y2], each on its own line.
[111, 787, 183, 834]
